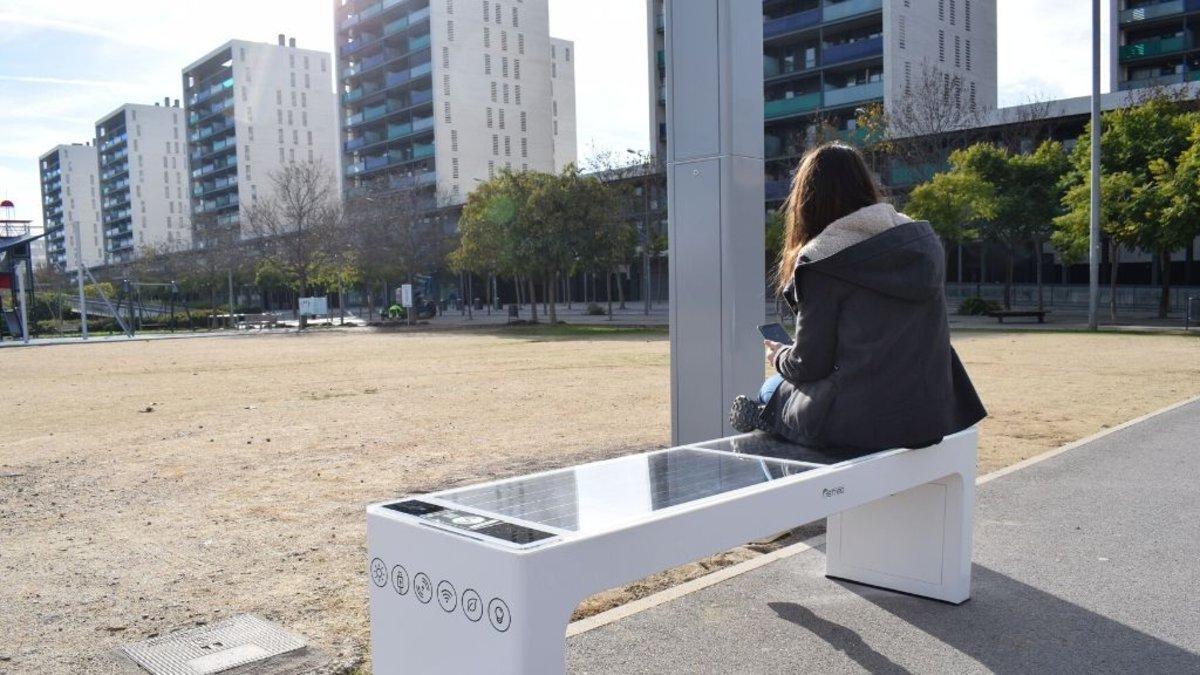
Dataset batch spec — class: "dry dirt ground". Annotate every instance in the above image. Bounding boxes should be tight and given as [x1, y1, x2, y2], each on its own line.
[1, 327, 1197, 672]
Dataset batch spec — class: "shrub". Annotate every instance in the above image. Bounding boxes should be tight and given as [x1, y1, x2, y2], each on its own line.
[958, 297, 1000, 316]
[585, 303, 607, 316]
[386, 304, 407, 319]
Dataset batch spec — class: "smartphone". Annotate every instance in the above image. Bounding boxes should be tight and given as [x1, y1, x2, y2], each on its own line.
[758, 323, 793, 345]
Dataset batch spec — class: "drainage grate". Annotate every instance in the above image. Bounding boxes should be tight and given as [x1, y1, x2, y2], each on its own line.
[121, 614, 307, 675]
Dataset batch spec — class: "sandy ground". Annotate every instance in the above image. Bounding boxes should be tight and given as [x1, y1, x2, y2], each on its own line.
[1, 328, 1196, 673]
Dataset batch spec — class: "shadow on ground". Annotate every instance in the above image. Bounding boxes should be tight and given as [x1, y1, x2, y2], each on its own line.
[770, 564, 1200, 673]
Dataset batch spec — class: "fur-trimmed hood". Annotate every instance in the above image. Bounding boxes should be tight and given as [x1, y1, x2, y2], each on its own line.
[797, 202, 914, 264]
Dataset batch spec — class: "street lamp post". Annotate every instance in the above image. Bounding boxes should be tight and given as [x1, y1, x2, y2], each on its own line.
[1088, 0, 1101, 331]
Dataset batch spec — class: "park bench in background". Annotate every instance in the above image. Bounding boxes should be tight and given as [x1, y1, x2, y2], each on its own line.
[988, 309, 1047, 324]
[366, 428, 978, 674]
[238, 313, 279, 330]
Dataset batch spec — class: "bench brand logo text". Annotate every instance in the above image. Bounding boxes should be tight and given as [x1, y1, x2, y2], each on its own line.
[822, 486, 845, 498]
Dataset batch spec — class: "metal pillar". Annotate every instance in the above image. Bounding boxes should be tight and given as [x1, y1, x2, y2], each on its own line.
[74, 220, 88, 340]
[1088, 0, 1102, 331]
[15, 263, 29, 344]
[665, 0, 765, 444]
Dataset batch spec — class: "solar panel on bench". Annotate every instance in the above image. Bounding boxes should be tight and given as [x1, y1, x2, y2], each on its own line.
[434, 448, 816, 534]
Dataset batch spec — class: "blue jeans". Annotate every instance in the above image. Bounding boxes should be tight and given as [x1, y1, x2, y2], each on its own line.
[758, 374, 785, 404]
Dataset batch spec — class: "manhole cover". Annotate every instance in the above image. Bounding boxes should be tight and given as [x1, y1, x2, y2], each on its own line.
[122, 614, 306, 675]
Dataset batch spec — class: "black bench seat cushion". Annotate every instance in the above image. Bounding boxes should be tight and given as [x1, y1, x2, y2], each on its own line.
[691, 432, 888, 465]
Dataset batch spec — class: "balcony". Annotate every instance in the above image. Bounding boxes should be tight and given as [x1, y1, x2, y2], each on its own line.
[656, 50, 665, 68]
[1120, 0, 1196, 24]
[764, 8, 821, 39]
[190, 77, 234, 106]
[1120, 34, 1188, 61]
[765, 91, 822, 119]
[99, 133, 127, 151]
[389, 171, 436, 189]
[765, 180, 791, 200]
[1120, 71, 1188, 89]
[822, 0, 883, 23]
[823, 35, 883, 65]
[823, 80, 883, 107]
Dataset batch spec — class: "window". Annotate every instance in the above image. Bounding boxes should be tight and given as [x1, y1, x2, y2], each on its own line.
[518, 33, 525, 54]
[484, 26, 490, 48]
[904, 61, 912, 94]
[503, 83, 510, 103]
[552, 61, 557, 78]
[566, 47, 571, 61]
[304, 73, 310, 88]
[521, 137, 527, 157]
[447, 0, 453, 13]
[452, 157, 459, 178]
[553, 119, 558, 135]
[451, 129, 458, 151]
[498, 108, 505, 129]
[490, 81, 498, 102]
[965, 0, 971, 31]
[494, 2, 500, 24]
[514, 85, 521, 104]
[954, 35, 960, 68]
[443, 73, 451, 95]
[482, 0, 488, 21]
[514, 59, 520, 80]
[512, 6, 518, 27]
[969, 81, 976, 110]
[492, 134, 499, 155]
[504, 136, 511, 156]
[239, 47, 246, 60]
[448, 20, 455, 41]
[488, 160, 495, 178]
[443, 46, 450, 68]
[950, 0, 956, 25]
[501, 31, 508, 51]
[307, 130, 312, 145]
[304, 55, 310, 70]
[938, 30, 945, 61]
[444, 101, 452, 122]
[484, 54, 491, 74]
[965, 40, 972, 71]
[520, 111, 527, 131]
[898, 16, 905, 49]
[276, 89, 282, 104]
[552, 100, 557, 116]
[502, 56, 508, 77]
[291, 91, 297, 106]
[938, 0, 944, 21]
[487, 107, 494, 127]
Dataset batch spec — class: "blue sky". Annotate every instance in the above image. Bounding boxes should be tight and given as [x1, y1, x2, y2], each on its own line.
[0, 0, 1109, 232]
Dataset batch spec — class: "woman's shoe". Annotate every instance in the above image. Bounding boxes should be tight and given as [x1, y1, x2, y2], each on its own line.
[728, 395, 766, 433]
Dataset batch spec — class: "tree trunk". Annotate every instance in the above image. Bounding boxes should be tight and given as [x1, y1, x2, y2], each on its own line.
[1159, 249, 1172, 319]
[1034, 238, 1044, 312]
[527, 276, 538, 323]
[1003, 246, 1014, 310]
[606, 269, 614, 320]
[514, 275, 523, 309]
[976, 243, 986, 297]
[644, 251, 653, 315]
[298, 277, 308, 329]
[1109, 240, 1120, 323]
[617, 268, 626, 309]
[566, 272, 573, 309]
[547, 272, 558, 324]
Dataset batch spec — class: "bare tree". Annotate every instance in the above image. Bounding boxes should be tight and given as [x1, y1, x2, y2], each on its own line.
[244, 160, 341, 329]
[342, 183, 454, 322]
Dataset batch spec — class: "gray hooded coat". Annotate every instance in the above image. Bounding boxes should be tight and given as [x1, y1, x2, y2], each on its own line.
[764, 203, 986, 452]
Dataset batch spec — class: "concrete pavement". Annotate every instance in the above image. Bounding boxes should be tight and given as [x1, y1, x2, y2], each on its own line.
[567, 399, 1200, 673]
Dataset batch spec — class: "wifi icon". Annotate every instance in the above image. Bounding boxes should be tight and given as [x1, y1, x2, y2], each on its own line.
[436, 580, 458, 612]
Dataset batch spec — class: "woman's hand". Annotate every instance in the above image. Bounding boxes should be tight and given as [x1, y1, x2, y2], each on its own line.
[764, 340, 786, 367]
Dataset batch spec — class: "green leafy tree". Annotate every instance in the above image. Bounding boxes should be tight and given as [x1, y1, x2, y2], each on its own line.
[1056, 96, 1198, 318]
[1053, 172, 1141, 321]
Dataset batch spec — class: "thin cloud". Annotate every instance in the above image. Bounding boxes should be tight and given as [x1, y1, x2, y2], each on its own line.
[0, 12, 169, 50]
[0, 74, 142, 88]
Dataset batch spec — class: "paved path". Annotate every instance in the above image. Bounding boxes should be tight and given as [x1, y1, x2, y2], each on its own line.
[568, 400, 1200, 674]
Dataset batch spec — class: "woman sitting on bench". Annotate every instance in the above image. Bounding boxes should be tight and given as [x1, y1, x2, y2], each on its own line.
[730, 143, 986, 451]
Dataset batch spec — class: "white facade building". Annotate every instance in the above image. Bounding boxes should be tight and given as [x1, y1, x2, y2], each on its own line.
[183, 37, 340, 243]
[95, 101, 192, 264]
[550, 37, 577, 171]
[335, 0, 577, 203]
[38, 144, 103, 269]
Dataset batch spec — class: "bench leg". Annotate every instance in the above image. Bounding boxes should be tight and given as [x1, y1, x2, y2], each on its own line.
[825, 469, 974, 604]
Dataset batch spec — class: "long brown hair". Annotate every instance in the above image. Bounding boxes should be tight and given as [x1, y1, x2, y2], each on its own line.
[774, 142, 882, 292]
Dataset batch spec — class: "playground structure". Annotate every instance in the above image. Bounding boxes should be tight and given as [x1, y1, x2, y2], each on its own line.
[0, 200, 41, 343]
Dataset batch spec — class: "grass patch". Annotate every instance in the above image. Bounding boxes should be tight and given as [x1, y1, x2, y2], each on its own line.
[494, 323, 668, 340]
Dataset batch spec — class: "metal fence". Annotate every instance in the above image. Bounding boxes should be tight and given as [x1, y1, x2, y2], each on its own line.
[945, 283, 1200, 314]
[1187, 296, 1200, 330]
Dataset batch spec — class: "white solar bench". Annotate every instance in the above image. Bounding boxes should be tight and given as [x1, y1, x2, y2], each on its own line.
[366, 427, 977, 674]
